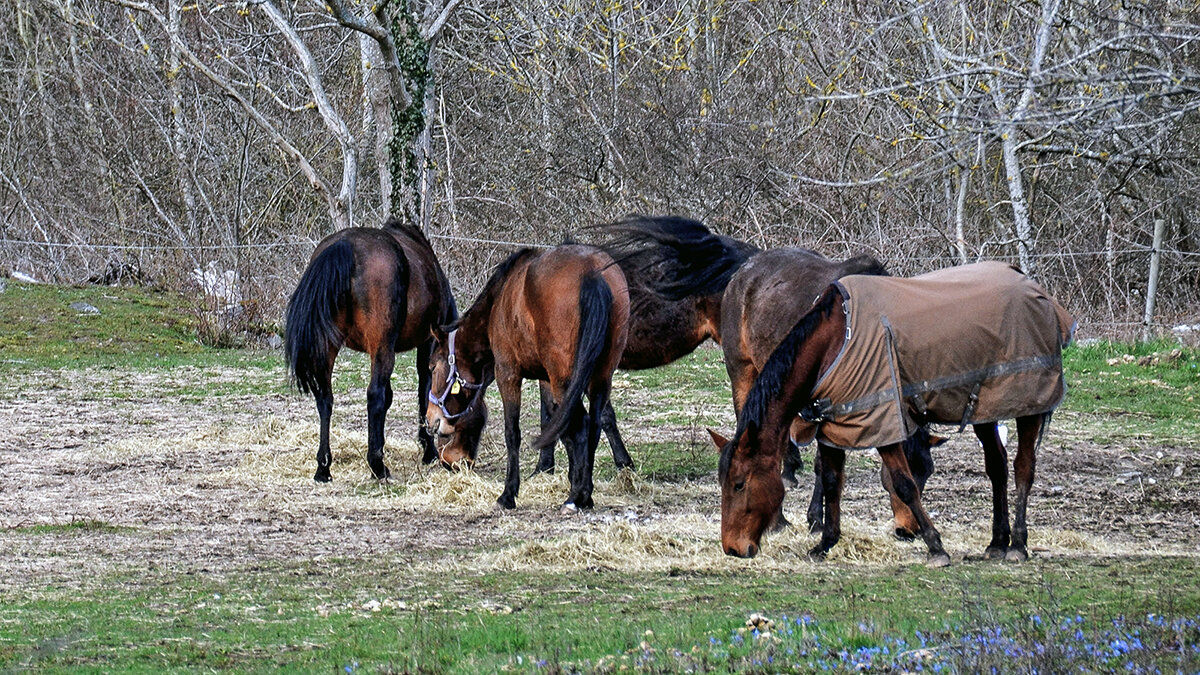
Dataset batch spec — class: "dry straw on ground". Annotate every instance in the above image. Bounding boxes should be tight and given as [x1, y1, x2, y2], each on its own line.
[90, 417, 1150, 575]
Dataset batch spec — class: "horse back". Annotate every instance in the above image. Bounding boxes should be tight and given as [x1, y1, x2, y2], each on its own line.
[494, 245, 629, 384]
[810, 262, 1072, 450]
[721, 248, 860, 410]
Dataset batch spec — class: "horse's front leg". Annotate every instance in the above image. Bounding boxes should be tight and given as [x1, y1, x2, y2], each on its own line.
[1008, 414, 1044, 562]
[495, 375, 523, 510]
[975, 422, 1011, 559]
[600, 398, 635, 471]
[809, 444, 845, 559]
[807, 442, 828, 533]
[365, 349, 395, 479]
[878, 444, 949, 567]
[416, 340, 438, 465]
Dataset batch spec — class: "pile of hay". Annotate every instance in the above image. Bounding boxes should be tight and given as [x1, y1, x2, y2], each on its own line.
[484, 521, 709, 572]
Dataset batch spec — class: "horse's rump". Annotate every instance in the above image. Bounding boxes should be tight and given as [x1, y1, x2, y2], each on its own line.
[797, 261, 1075, 450]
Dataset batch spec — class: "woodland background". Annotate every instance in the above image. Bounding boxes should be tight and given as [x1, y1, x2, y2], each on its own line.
[2, 0, 1199, 339]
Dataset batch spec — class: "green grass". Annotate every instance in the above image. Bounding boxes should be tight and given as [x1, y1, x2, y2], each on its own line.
[3, 282, 1200, 672]
[9, 520, 136, 535]
[0, 282, 208, 366]
[3, 557, 1198, 673]
[1062, 340, 1200, 445]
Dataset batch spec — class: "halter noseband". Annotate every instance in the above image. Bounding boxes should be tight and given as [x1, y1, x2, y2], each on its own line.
[428, 329, 484, 422]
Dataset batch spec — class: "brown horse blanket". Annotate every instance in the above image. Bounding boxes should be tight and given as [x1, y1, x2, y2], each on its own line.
[793, 262, 1075, 450]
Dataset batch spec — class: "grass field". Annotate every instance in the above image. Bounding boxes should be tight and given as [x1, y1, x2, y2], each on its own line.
[1, 280, 1199, 673]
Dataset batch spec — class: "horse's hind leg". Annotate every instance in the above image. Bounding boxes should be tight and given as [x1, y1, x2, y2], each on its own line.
[809, 444, 845, 559]
[365, 350, 395, 479]
[314, 389, 334, 482]
[600, 399, 635, 471]
[975, 422, 1011, 559]
[416, 340, 438, 465]
[314, 350, 337, 483]
[878, 444, 949, 567]
[1007, 414, 1044, 562]
[533, 382, 556, 475]
[561, 398, 593, 512]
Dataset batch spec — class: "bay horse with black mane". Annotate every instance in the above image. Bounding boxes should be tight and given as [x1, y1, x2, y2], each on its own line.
[284, 218, 456, 482]
[644, 234, 939, 535]
[532, 216, 757, 475]
[714, 262, 1074, 566]
[424, 244, 629, 512]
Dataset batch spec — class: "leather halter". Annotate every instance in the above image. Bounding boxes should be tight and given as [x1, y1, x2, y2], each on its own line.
[427, 329, 484, 422]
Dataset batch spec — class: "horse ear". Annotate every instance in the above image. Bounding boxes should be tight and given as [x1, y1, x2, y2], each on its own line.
[707, 428, 729, 451]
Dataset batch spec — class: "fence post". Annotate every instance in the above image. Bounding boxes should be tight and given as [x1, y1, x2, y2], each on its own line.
[1142, 217, 1166, 342]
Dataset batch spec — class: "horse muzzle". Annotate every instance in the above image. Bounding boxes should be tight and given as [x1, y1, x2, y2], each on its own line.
[725, 542, 759, 559]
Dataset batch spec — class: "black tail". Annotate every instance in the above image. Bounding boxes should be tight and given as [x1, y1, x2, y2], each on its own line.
[532, 273, 613, 450]
[600, 215, 758, 301]
[285, 239, 355, 397]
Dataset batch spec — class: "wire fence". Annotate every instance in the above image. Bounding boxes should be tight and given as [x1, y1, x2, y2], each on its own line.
[3, 232, 1197, 340]
[2, 234, 1195, 259]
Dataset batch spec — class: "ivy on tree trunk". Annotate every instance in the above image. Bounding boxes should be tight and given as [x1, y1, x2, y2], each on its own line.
[385, 2, 430, 229]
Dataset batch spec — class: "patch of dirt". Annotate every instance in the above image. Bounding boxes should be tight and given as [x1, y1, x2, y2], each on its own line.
[0, 366, 1197, 594]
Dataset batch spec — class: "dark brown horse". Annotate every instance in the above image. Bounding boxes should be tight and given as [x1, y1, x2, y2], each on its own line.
[662, 244, 935, 535]
[284, 218, 456, 482]
[714, 263, 1074, 565]
[578, 224, 934, 536]
[425, 245, 630, 512]
[533, 216, 758, 475]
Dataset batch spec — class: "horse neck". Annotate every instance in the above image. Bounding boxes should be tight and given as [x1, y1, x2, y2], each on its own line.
[455, 300, 494, 366]
[762, 310, 845, 442]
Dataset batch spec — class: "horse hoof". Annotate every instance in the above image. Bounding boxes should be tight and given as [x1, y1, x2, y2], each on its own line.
[1005, 547, 1029, 563]
[806, 547, 828, 562]
[893, 527, 916, 542]
[372, 467, 391, 480]
[313, 471, 332, 483]
[532, 464, 555, 476]
[559, 502, 579, 516]
[983, 546, 1007, 560]
[496, 495, 516, 510]
[926, 553, 952, 568]
[781, 473, 799, 490]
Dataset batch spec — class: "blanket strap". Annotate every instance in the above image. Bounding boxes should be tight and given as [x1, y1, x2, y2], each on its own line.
[957, 381, 984, 432]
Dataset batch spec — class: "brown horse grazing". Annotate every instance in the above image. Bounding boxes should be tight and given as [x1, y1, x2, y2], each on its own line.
[284, 218, 457, 482]
[533, 216, 758, 475]
[714, 262, 1075, 565]
[716, 247, 940, 535]
[606, 233, 935, 536]
[425, 245, 630, 512]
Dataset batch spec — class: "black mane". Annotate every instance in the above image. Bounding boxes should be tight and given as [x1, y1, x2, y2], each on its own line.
[599, 215, 758, 301]
[722, 285, 843, 467]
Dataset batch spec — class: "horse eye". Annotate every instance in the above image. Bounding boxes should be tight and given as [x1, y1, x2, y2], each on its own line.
[734, 481, 745, 493]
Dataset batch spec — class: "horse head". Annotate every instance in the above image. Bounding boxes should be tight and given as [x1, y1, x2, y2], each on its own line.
[710, 428, 786, 559]
[426, 326, 490, 469]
